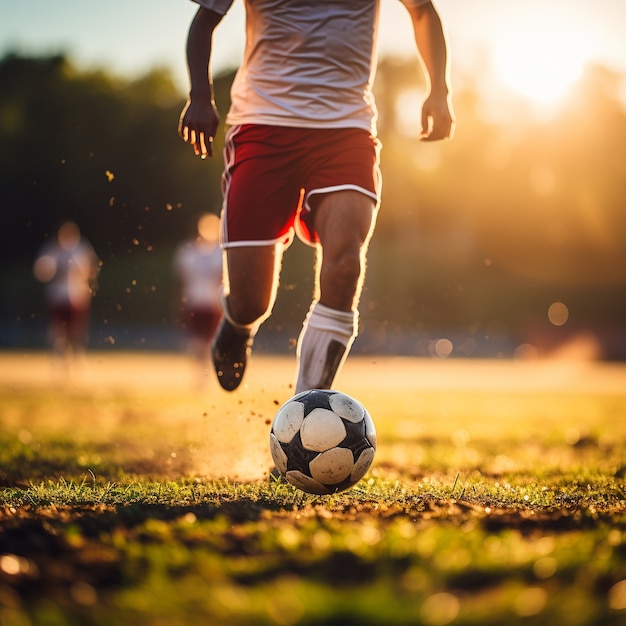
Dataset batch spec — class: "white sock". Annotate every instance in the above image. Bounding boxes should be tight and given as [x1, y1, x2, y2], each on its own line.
[295, 302, 358, 393]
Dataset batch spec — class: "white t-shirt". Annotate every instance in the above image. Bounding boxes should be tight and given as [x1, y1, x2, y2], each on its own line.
[174, 240, 223, 309]
[192, 0, 430, 133]
[34, 239, 98, 308]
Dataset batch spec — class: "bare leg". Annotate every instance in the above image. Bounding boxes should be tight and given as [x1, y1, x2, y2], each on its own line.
[295, 190, 377, 392]
[212, 243, 284, 390]
[223, 244, 283, 326]
[314, 190, 377, 310]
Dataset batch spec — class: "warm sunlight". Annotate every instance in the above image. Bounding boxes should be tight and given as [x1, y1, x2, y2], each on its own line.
[491, 14, 591, 105]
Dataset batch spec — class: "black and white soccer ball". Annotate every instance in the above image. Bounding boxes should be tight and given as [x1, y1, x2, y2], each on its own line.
[269, 389, 376, 495]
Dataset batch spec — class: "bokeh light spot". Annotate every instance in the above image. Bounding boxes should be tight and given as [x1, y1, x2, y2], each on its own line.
[548, 302, 569, 326]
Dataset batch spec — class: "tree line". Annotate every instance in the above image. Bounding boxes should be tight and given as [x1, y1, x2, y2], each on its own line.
[1, 53, 624, 356]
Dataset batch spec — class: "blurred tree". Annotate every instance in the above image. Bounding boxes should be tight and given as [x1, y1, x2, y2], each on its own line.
[0, 53, 624, 356]
[0, 54, 232, 262]
[363, 57, 626, 354]
[0, 53, 231, 342]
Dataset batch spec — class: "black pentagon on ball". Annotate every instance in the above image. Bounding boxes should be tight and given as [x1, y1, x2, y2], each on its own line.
[296, 389, 334, 416]
[279, 432, 320, 471]
[341, 418, 371, 458]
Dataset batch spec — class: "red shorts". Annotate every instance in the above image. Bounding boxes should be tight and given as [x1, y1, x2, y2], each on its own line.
[220, 125, 381, 247]
[182, 308, 222, 342]
[49, 303, 90, 340]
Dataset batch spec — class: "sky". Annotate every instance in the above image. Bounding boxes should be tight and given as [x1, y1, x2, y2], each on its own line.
[1, 0, 626, 104]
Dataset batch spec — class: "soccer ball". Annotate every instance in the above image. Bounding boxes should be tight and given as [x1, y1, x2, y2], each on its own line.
[269, 389, 376, 495]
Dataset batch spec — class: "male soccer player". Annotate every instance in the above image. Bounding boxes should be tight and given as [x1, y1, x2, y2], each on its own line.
[179, 0, 454, 392]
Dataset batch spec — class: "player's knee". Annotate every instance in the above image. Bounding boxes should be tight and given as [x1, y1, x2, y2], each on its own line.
[227, 296, 272, 328]
[242, 305, 271, 327]
[325, 248, 364, 290]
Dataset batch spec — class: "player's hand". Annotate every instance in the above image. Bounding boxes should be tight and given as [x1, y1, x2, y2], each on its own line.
[420, 92, 455, 142]
[178, 97, 220, 158]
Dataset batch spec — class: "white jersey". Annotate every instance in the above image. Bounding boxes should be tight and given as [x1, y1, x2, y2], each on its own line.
[34, 239, 98, 309]
[174, 240, 223, 309]
[192, 0, 430, 134]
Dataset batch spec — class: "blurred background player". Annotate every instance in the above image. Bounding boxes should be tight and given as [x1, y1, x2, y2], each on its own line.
[33, 220, 100, 378]
[173, 212, 223, 387]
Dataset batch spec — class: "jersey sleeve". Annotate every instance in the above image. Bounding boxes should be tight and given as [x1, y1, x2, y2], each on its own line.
[190, 0, 235, 15]
[399, 0, 433, 7]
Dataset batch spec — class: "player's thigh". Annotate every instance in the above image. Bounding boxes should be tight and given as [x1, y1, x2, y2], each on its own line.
[313, 190, 377, 260]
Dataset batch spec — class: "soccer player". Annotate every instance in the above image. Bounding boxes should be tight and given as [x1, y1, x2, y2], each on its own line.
[173, 213, 223, 385]
[178, 0, 454, 393]
[33, 220, 100, 366]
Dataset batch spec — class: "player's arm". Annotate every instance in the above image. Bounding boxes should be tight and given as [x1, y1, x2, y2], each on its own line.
[178, 7, 224, 158]
[406, 1, 455, 141]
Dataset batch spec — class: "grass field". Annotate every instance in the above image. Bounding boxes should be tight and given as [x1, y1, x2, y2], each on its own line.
[1, 351, 625, 626]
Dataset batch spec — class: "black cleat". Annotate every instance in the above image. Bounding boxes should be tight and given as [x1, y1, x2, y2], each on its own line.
[211, 318, 253, 391]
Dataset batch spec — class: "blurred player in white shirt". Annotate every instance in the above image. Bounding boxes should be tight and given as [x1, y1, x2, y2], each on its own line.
[173, 213, 223, 386]
[33, 220, 100, 374]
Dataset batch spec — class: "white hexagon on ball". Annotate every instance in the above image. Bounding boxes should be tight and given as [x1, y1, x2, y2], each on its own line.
[272, 401, 305, 443]
[269, 433, 288, 475]
[286, 470, 330, 495]
[350, 447, 375, 482]
[309, 447, 354, 485]
[329, 392, 365, 423]
[300, 408, 346, 452]
[364, 411, 377, 448]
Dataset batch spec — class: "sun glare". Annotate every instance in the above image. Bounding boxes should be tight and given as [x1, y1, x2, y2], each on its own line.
[491, 14, 590, 105]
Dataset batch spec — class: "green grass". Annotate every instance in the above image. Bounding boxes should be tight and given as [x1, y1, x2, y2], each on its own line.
[0, 353, 625, 625]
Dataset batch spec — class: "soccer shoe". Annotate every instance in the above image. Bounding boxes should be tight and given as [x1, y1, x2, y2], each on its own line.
[211, 318, 253, 391]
